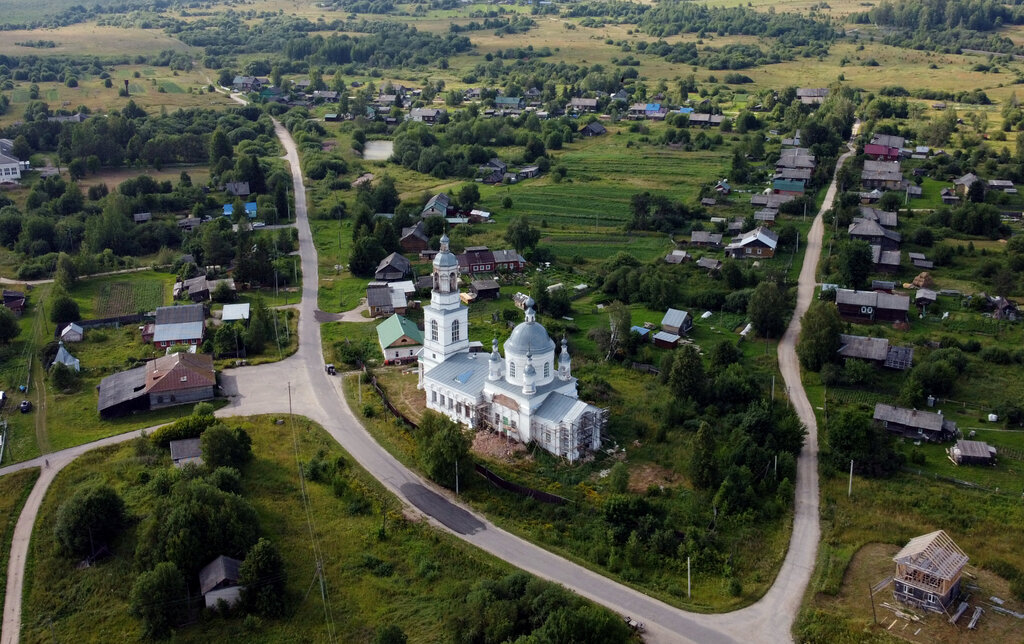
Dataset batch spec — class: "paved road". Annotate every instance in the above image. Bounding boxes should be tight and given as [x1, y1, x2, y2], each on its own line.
[0, 111, 859, 643]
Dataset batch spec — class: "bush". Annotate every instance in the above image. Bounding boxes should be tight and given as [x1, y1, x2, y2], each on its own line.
[241, 538, 288, 617]
[149, 413, 217, 446]
[200, 424, 252, 469]
[129, 562, 186, 639]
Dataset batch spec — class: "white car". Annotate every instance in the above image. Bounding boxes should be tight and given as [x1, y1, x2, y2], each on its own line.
[252, 222, 266, 229]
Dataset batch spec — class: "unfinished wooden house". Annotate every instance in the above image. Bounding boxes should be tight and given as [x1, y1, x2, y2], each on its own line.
[892, 530, 968, 613]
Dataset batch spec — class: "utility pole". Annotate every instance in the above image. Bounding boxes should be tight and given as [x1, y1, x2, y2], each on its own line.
[848, 459, 854, 498]
[455, 458, 460, 495]
[687, 557, 691, 598]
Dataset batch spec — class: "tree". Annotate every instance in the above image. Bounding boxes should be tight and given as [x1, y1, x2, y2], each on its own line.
[54, 252, 77, 291]
[53, 484, 126, 557]
[504, 216, 541, 253]
[200, 424, 252, 469]
[209, 128, 233, 164]
[667, 344, 705, 403]
[747, 281, 788, 338]
[457, 183, 480, 210]
[690, 421, 718, 489]
[49, 292, 80, 326]
[348, 236, 386, 277]
[415, 411, 472, 489]
[709, 339, 741, 370]
[240, 538, 288, 617]
[967, 179, 986, 204]
[837, 240, 872, 290]
[129, 562, 186, 639]
[0, 308, 19, 345]
[824, 409, 903, 477]
[796, 301, 844, 371]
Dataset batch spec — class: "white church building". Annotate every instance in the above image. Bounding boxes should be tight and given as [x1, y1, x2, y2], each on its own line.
[418, 235, 605, 462]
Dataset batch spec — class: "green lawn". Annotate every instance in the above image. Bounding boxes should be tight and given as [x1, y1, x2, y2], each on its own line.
[19, 415, 600, 642]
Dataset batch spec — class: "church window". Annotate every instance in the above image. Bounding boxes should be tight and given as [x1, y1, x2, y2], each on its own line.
[452, 320, 460, 342]
[431, 320, 438, 342]
[509, 362, 516, 378]
[439, 394, 445, 406]
[431, 390, 437, 403]
[544, 362, 550, 378]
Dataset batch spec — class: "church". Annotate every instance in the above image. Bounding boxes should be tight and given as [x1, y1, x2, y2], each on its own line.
[418, 235, 605, 462]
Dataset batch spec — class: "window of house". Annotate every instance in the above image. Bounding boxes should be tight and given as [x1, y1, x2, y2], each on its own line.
[757, 248, 762, 255]
[431, 320, 438, 342]
[456, 403, 462, 415]
[509, 362, 516, 378]
[452, 320, 459, 343]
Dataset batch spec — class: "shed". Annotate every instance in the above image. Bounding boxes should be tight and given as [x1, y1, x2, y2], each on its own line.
[653, 331, 680, 349]
[893, 530, 968, 612]
[948, 439, 996, 466]
[169, 438, 203, 467]
[199, 555, 244, 608]
[915, 289, 937, 306]
[374, 252, 412, 281]
[61, 322, 84, 342]
[470, 280, 500, 300]
[133, 212, 152, 224]
[221, 303, 251, 322]
[630, 326, 651, 340]
[661, 308, 693, 335]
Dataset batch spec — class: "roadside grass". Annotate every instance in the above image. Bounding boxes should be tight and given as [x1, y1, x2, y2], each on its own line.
[19, 415, 547, 642]
[0, 468, 40, 625]
[321, 320, 379, 366]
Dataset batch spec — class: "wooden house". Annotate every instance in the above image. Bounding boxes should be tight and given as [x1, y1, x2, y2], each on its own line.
[581, 121, 606, 137]
[724, 227, 778, 259]
[837, 334, 913, 370]
[400, 222, 429, 253]
[60, 323, 84, 343]
[892, 530, 968, 613]
[835, 289, 909, 323]
[689, 231, 723, 248]
[661, 308, 692, 335]
[653, 331, 680, 349]
[200, 555, 244, 608]
[874, 403, 958, 442]
[374, 252, 412, 281]
[2, 289, 26, 316]
[862, 160, 904, 190]
[954, 173, 981, 197]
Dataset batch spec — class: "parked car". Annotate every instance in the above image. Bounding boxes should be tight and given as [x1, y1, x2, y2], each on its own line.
[325, 363, 336, 375]
[252, 222, 266, 229]
[19, 400, 32, 413]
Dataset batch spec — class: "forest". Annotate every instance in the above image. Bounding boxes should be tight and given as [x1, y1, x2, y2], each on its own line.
[852, 0, 1024, 54]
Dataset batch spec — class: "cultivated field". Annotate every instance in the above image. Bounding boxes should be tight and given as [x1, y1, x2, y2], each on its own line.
[92, 280, 166, 317]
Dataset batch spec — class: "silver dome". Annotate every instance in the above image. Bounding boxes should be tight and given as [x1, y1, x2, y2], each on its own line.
[433, 234, 459, 269]
[504, 320, 555, 356]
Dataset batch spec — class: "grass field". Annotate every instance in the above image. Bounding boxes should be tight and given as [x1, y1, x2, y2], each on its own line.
[68, 271, 173, 319]
[19, 415, 558, 642]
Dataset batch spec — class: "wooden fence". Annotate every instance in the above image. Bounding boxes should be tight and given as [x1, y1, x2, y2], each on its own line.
[361, 363, 420, 430]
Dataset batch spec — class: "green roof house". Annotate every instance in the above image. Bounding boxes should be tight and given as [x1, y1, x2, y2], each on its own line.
[376, 314, 424, 365]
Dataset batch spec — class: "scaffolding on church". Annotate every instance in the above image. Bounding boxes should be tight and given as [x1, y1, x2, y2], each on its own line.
[552, 406, 608, 462]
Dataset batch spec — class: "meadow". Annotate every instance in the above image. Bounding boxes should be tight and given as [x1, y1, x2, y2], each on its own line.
[19, 415, 580, 642]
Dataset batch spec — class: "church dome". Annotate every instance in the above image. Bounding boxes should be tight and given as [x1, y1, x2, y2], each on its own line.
[505, 318, 555, 356]
[433, 234, 459, 269]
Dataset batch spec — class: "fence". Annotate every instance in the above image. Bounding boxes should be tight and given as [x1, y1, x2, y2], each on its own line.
[474, 464, 568, 505]
[53, 313, 150, 339]
[360, 363, 420, 430]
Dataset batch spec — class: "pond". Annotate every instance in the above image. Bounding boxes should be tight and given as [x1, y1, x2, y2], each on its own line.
[362, 140, 394, 161]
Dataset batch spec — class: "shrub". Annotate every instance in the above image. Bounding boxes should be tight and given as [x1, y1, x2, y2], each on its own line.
[54, 484, 126, 557]
[149, 413, 217, 446]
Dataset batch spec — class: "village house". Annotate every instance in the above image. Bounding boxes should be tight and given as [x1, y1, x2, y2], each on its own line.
[724, 227, 778, 259]
[849, 218, 901, 250]
[834, 289, 910, 323]
[224, 182, 250, 197]
[567, 97, 598, 112]
[173, 276, 236, 302]
[664, 249, 690, 264]
[796, 88, 829, 105]
[750, 193, 795, 209]
[870, 133, 905, 149]
[169, 438, 203, 467]
[773, 166, 813, 184]
[0, 151, 22, 183]
[892, 530, 968, 613]
[419, 235, 605, 462]
[153, 304, 205, 348]
[421, 193, 451, 218]
[874, 403, 958, 442]
[374, 252, 412, 281]
[754, 209, 777, 226]
[837, 334, 913, 370]
[200, 555, 244, 609]
[777, 148, 816, 170]
[940, 187, 960, 205]
[686, 112, 724, 127]
[51, 342, 81, 372]
[660, 308, 693, 335]
[872, 245, 902, 273]
[60, 322, 84, 343]
[864, 142, 901, 161]
[696, 257, 722, 272]
[862, 160, 904, 190]
[2, 289, 26, 316]
[366, 281, 414, 318]
[177, 217, 201, 232]
[858, 206, 898, 229]
[772, 178, 805, 196]
[376, 314, 423, 365]
[409, 107, 445, 124]
[689, 231, 723, 248]
[232, 76, 265, 92]
[400, 221, 430, 253]
[987, 179, 1016, 194]
[580, 121, 606, 137]
[954, 172, 981, 196]
[97, 353, 216, 418]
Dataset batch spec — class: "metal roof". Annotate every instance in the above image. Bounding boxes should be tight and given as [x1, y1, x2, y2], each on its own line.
[874, 403, 945, 432]
[153, 321, 205, 343]
[156, 304, 204, 325]
[96, 365, 148, 412]
[169, 438, 202, 463]
[376, 314, 423, 348]
[661, 308, 690, 330]
[221, 303, 250, 322]
[534, 392, 593, 424]
[423, 353, 488, 396]
[838, 334, 889, 361]
[199, 556, 243, 596]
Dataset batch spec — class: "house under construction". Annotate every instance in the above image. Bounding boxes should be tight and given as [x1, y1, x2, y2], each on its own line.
[892, 530, 968, 613]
